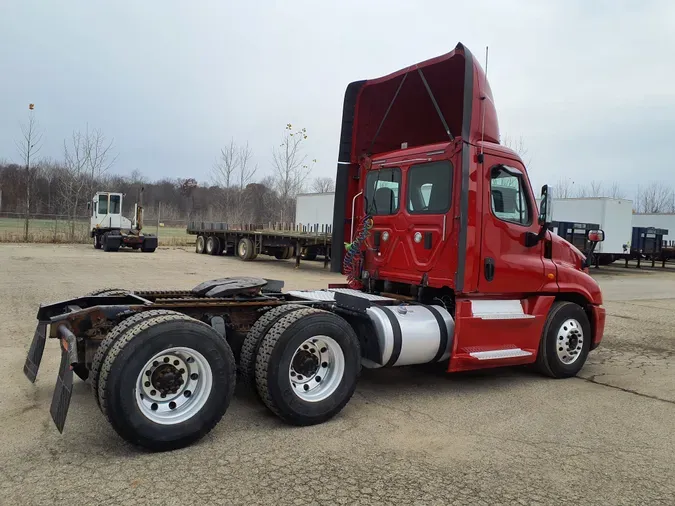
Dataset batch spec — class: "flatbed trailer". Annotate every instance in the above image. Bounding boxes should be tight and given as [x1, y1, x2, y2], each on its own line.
[187, 221, 332, 267]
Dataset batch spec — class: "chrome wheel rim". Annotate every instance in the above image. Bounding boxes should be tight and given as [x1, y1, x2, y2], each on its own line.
[556, 318, 584, 365]
[135, 347, 213, 425]
[289, 335, 344, 402]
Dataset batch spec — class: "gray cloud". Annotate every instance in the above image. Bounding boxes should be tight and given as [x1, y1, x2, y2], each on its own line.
[1, 0, 673, 201]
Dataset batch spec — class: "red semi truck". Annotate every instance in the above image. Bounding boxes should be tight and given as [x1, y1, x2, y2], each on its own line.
[23, 43, 605, 451]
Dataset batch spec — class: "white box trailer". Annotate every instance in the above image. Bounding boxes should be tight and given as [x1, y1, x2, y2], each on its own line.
[295, 192, 335, 230]
[631, 214, 675, 246]
[544, 198, 634, 255]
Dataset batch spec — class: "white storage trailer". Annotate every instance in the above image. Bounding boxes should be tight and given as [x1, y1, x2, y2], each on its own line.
[632, 214, 675, 246]
[544, 198, 634, 255]
[295, 192, 335, 230]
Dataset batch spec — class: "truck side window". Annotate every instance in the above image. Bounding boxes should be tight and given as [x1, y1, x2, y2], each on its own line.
[98, 194, 108, 215]
[490, 166, 531, 225]
[366, 168, 401, 215]
[110, 195, 121, 214]
[407, 161, 452, 214]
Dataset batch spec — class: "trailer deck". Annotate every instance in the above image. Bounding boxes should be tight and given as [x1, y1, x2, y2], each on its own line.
[186, 221, 332, 267]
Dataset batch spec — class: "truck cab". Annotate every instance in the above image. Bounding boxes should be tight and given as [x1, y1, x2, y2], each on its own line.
[90, 192, 131, 231]
[332, 42, 606, 374]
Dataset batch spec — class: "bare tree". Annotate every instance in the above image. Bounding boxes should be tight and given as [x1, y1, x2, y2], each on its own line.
[212, 139, 238, 189]
[271, 124, 315, 221]
[237, 142, 257, 190]
[552, 177, 575, 198]
[636, 182, 674, 213]
[15, 107, 43, 240]
[606, 181, 625, 199]
[502, 134, 531, 167]
[60, 127, 116, 238]
[311, 176, 335, 193]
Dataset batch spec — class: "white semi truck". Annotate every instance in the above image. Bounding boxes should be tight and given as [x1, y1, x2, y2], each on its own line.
[88, 191, 157, 252]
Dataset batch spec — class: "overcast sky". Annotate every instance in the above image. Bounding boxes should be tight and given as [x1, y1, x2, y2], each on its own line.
[1, 0, 673, 199]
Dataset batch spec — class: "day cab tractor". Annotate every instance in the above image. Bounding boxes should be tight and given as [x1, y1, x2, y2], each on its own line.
[23, 43, 606, 452]
[88, 191, 157, 253]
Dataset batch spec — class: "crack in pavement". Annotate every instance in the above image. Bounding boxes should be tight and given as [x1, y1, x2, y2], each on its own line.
[577, 376, 675, 405]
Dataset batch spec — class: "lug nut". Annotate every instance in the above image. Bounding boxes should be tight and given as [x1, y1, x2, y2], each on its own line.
[151, 403, 158, 411]
[145, 370, 151, 376]
[303, 384, 309, 391]
[144, 381, 151, 387]
[179, 368, 185, 374]
[190, 373, 198, 380]
[173, 360, 179, 366]
[184, 390, 191, 397]
[321, 362, 328, 368]
[320, 347, 327, 353]
[163, 357, 170, 363]
[150, 390, 157, 396]
[153, 361, 159, 367]
[315, 376, 321, 383]
[169, 402, 176, 410]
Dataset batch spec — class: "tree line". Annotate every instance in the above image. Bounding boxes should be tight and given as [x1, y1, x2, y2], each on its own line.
[1, 116, 335, 240]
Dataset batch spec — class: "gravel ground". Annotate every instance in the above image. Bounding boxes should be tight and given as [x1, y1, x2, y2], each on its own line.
[1, 244, 673, 505]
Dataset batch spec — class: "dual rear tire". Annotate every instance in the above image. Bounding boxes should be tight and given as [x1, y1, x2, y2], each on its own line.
[91, 310, 236, 451]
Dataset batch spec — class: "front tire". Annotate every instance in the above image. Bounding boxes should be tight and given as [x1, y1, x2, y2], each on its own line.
[98, 313, 236, 451]
[94, 235, 102, 249]
[535, 301, 591, 378]
[254, 308, 361, 426]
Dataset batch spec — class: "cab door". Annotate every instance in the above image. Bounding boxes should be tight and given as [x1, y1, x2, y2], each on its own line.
[478, 158, 547, 295]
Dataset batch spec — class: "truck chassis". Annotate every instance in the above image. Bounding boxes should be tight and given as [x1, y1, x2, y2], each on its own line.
[24, 276, 600, 451]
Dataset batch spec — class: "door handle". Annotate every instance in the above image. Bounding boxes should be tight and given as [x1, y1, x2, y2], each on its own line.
[484, 258, 495, 282]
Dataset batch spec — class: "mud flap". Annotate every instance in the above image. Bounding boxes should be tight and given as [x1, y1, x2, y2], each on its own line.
[49, 339, 74, 433]
[23, 322, 48, 383]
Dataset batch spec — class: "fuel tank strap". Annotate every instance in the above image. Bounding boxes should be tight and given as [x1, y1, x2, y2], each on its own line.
[427, 305, 449, 363]
[380, 307, 403, 367]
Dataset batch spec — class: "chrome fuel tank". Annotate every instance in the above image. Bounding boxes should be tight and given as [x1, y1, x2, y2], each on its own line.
[363, 304, 455, 368]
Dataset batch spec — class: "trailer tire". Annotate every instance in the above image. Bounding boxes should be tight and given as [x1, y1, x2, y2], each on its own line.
[535, 301, 591, 379]
[98, 313, 236, 451]
[274, 247, 292, 260]
[302, 249, 317, 261]
[206, 236, 220, 255]
[237, 237, 255, 261]
[90, 309, 184, 408]
[239, 304, 307, 390]
[254, 308, 361, 426]
[196, 235, 206, 254]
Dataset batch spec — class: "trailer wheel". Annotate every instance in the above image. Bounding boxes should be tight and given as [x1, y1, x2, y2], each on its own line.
[90, 309, 184, 408]
[274, 247, 291, 260]
[239, 304, 307, 389]
[206, 236, 220, 255]
[255, 308, 361, 426]
[237, 237, 255, 261]
[196, 235, 206, 254]
[535, 301, 591, 379]
[302, 248, 317, 261]
[98, 313, 236, 451]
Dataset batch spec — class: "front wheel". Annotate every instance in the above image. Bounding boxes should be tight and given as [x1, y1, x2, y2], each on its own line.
[98, 313, 236, 451]
[535, 301, 591, 378]
[94, 234, 102, 249]
[254, 308, 361, 426]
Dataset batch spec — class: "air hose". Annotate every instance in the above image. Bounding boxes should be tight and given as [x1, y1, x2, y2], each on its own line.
[343, 214, 373, 289]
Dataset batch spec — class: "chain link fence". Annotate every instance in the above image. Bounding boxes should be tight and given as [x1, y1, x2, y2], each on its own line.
[0, 213, 193, 246]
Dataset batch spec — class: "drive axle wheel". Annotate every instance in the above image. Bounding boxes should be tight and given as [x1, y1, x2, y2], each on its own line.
[98, 313, 235, 451]
[239, 304, 306, 389]
[254, 308, 361, 426]
[536, 301, 591, 378]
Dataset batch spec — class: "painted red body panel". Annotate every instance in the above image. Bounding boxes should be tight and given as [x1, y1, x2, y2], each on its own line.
[448, 296, 555, 372]
[591, 305, 606, 348]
